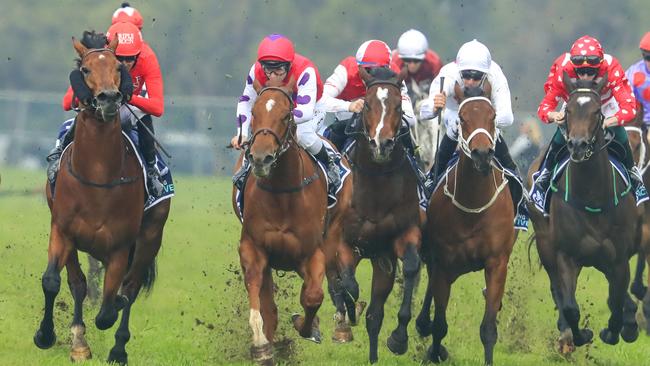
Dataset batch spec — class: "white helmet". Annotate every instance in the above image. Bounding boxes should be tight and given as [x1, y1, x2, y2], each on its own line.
[456, 39, 491, 73]
[397, 29, 428, 60]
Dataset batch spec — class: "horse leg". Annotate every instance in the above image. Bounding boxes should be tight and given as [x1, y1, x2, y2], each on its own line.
[66, 251, 92, 361]
[95, 249, 130, 330]
[621, 293, 639, 343]
[259, 267, 278, 343]
[427, 268, 451, 363]
[366, 255, 397, 364]
[600, 262, 632, 345]
[337, 246, 361, 326]
[631, 252, 647, 301]
[415, 259, 434, 337]
[327, 267, 353, 343]
[239, 238, 272, 365]
[34, 226, 73, 349]
[556, 253, 593, 347]
[548, 270, 574, 353]
[86, 255, 102, 304]
[106, 302, 132, 366]
[292, 249, 325, 343]
[387, 234, 421, 355]
[481, 257, 508, 366]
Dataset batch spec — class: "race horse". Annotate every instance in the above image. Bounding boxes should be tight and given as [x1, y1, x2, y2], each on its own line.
[415, 82, 516, 365]
[327, 66, 422, 363]
[34, 32, 170, 365]
[408, 78, 438, 171]
[232, 79, 352, 365]
[625, 103, 650, 334]
[527, 72, 640, 354]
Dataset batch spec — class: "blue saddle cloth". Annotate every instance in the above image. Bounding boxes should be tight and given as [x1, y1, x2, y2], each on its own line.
[54, 119, 174, 211]
[432, 152, 530, 230]
[234, 141, 351, 222]
[528, 154, 643, 216]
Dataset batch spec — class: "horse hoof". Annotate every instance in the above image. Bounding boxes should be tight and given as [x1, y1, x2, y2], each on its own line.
[332, 325, 353, 343]
[630, 283, 647, 301]
[107, 348, 127, 366]
[599, 328, 619, 345]
[34, 329, 56, 349]
[621, 324, 639, 343]
[291, 314, 321, 343]
[557, 330, 575, 355]
[415, 316, 432, 337]
[573, 328, 593, 347]
[427, 344, 449, 363]
[250, 343, 273, 365]
[386, 331, 408, 355]
[349, 301, 367, 326]
[70, 346, 92, 362]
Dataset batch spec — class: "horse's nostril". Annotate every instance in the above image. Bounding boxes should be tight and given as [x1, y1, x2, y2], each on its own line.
[384, 139, 395, 149]
[263, 155, 274, 165]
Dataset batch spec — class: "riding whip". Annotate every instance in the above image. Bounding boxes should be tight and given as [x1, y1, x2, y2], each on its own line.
[432, 76, 445, 177]
[124, 104, 172, 159]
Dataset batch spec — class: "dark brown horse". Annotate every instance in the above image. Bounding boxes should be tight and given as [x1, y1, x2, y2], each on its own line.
[415, 82, 515, 365]
[328, 66, 422, 363]
[34, 32, 170, 365]
[527, 72, 640, 354]
[232, 79, 352, 365]
[625, 103, 650, 333]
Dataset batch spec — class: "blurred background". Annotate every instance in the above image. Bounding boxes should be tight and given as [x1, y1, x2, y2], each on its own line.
[1, 0, 648, 176]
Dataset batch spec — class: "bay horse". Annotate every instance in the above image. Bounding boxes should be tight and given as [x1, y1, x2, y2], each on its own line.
[34, 32, 171, 365]
[415, 82, 516, 365]
[232, 79, 352, 365]
[625, 103, 650, 334]
[527, 72, 640, 354]
[327, 66, 422, 364]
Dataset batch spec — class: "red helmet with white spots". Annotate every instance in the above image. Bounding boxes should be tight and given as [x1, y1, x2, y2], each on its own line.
[569, 35, 604, 68]
[106, 22, 143, 56]
[111, 2, 144, 30]
[257, 34, 295, 63]
[356, 40, 392, 68]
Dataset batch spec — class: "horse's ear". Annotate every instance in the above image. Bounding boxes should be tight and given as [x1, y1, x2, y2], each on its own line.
[72, 37, 88, 57]
[595, 71, 608, 94]
[562, 71, 576, 94]
[285, 75, 296, 94]
[454, 82, 465, 102]
[358, 65, 373, 83]
[482, 79, 492, 99]
[253, 78, 263, 94]
[107, 35, 119, 53]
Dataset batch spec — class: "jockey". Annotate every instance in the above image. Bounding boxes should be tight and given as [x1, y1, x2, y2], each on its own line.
[626, 32, 650, 128]
[392, 29, 443, 99]
[48, 22, 166, 195]
[536, 35, 645, 199]
[320, 40, 417, 153]
[420, 39, 518, 186]
[230, 34, 341, 193]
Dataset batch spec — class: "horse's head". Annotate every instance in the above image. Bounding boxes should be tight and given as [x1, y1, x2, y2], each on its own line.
[563, 71, 608, 162]
[73, 31, 123, 122]
[455, 81, 495, 175]
[247, 78, 296, 178]
[359, 66, 406, 162]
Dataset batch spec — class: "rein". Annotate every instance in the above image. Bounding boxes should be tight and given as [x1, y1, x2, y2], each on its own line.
[66, 138, 140, 189]
[625, 126, 649, 173]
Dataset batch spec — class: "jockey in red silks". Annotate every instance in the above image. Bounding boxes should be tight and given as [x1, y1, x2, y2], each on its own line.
[392, 29, 442, 96]
[535, 35, 646, 200]
[319, 39, 417, 153]
[230, 34, 341, 194]
[49, 21, 166, 195]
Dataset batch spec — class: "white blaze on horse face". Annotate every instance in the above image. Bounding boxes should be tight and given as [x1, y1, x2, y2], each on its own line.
[249, 309, 269, 346]
[266, 99, 275, 112]
[576, 96, 591, 106]
[374, 87, 389, 146]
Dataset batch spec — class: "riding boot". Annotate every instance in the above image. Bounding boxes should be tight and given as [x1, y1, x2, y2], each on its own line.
[535, 139, 564, 193]
[325, 117, 351, 152]
[46, 122, 76, 184]
[424, 134, 457, 195]
[495, 136, 525, 219]
[232, 157, 251, 191]
[315, 144, 341, 196]
[138, 115, 165, 196]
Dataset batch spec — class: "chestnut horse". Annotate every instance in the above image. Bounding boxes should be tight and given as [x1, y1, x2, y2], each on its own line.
[527, 73, 640, 354]
[415, 83, 516, 366]
[328, 66, 422, 363]
[34, 32, 170, 365]
[232, 80, 351, 365]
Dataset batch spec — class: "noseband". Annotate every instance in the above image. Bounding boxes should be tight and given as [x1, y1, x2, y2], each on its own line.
[457, 96, 496, 157]
[245, 87, 296, 164]
[564, 88, 606, 160]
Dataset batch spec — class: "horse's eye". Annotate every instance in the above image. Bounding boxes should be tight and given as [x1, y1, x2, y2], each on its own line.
[80, 66, 90, 75]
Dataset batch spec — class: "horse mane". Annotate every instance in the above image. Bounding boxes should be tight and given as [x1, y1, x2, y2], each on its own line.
[367, 67, 397, 81]
[75, 30, 108, 67]
[463, 85, 485, 98]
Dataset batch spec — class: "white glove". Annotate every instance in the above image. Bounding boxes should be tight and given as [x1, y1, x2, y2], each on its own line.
[419, 99, 435, 120]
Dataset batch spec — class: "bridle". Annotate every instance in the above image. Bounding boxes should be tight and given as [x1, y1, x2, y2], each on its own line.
[563, 88, 607, 160]
[457, 96, 496, 158]
[77, 48, 124, 120]
[244, 87, 296, 166]
[357, 79, 409, 143]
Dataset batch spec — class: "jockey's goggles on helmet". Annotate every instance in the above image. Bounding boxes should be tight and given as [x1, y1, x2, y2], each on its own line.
[260, 60, 290, 72]
[117, 55, 138, 63]
[642, 52, 650, 61]
[570, 55, 602, 67]
[402, 58, 423, 64]
[460, 69, 485, 81]
[575, 66, 598, 77]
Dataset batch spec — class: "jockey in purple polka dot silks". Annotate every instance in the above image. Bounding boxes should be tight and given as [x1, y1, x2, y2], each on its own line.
[230, 34, 341, 193]
[626, 32, 650, 127]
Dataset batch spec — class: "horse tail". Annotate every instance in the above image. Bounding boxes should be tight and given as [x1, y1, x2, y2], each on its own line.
[127, 245, 157, 296]
[526, 232, 542, 270]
